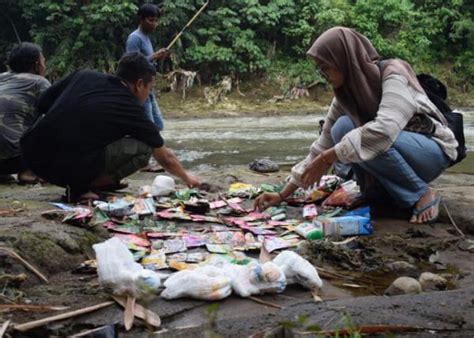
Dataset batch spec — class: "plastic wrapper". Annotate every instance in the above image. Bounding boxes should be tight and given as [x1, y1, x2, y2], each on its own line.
[322, 180, 361, 207]
[151, 175, 176, 196]
[160, 265, 232, 300]
[273, 251, 322, 291]
[222, 261, 286, 297]
[93, 237, 160, 299]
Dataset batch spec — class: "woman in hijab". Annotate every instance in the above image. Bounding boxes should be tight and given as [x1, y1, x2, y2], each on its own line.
[254, 27, 457, 224]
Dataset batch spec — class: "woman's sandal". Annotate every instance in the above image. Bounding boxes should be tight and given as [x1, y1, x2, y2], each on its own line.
[411, 195, 441, 224]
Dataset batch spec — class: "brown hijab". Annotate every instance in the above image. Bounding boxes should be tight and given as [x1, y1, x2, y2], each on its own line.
[307, 26, 425, 126]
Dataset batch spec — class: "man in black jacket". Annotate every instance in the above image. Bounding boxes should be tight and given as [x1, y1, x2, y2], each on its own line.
[21, 52, 199, 201]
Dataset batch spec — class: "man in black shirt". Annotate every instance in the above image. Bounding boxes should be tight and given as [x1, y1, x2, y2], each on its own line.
[21, 53, 199, 201]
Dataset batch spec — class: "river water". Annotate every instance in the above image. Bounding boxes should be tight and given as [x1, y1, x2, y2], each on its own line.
[163, 109, 474, 170]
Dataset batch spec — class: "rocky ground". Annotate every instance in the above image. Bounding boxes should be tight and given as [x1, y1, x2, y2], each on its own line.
[0, 164, 473, 337]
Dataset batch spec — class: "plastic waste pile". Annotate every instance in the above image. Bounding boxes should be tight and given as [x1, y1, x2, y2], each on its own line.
[53, 174, 371, 302]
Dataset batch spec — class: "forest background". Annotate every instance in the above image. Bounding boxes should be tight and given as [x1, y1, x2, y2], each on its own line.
[1, 0, 472, 105]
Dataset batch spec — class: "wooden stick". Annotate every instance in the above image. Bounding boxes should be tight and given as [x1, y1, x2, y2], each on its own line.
[0, 247, 48, 283]
[0, 304, 69, 313]
[14, 301, 114, 332]
[0, 320, 10, 338]
[124, 296, 135, 331]
[442, 201, 465, 238]
[113, 296, 161, 328]
[166, 1, 209, 49]
[247, 296, 283, 309]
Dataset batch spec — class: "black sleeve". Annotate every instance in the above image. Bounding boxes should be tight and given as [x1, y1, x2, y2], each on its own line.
[37, 70, 79, 115]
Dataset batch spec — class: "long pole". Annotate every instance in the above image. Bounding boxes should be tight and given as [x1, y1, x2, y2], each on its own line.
[166, 0, 209, 49]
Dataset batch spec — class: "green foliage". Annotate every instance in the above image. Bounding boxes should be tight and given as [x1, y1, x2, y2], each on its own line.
[0, 0, 472, 89]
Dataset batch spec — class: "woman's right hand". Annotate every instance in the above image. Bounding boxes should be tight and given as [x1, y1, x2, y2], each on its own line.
[254, 192, 282, 211]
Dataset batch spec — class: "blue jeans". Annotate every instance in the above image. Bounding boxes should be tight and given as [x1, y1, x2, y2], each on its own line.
[331, 116, 450, 208]
[144, 93, 164, 131]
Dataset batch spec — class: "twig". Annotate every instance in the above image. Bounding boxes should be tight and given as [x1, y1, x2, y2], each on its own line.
[442, 201, 465, 238]
[14, 301, 114, 332]
[0, 247, 48, 283]
[0, 304, 69, 313]
[317, 324, 429, 336]
[247, 296, 283, 309]
[0, 320, 10, 338]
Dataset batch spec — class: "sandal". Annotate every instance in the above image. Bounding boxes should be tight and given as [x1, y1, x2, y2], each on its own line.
[411, 194, 441, 224]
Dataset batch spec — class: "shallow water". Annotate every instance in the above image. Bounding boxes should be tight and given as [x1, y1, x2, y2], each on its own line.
[163, 109, 474, 170]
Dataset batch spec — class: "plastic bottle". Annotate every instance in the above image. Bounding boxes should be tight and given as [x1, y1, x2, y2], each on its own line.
[295, 221, 324, 240]
[324, 216, 372, 236]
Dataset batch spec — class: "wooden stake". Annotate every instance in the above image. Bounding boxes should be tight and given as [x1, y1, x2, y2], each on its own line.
[248, 296, 283, 309]
[0, 320, 10, 338]
[124, 296, 135, 331]
[14, 301, 114, 332]
[112, 296, 161, 328]
[0, 247, 48, 283]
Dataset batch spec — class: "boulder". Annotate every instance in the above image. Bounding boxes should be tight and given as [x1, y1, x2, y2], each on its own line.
[384, 277, 422, 296]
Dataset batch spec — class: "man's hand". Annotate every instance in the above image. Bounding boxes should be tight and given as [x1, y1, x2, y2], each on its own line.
[254, 192, 281, 211]
[185, 174, 200, 188]
[153, 48, 170, 61]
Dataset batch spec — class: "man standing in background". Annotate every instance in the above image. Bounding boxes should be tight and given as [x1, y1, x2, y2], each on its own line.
[126, 3, 169, 131]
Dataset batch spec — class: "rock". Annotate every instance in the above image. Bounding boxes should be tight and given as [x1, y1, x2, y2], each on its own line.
[249, 158, 279, 173]
[419, 272, 448, 291]
[384, 277, 422, 296]
[386, 261, 417, 274]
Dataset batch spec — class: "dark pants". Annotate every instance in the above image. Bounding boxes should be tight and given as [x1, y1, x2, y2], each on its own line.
[102, 137, 152, 182]
[0, 156, 26, 175]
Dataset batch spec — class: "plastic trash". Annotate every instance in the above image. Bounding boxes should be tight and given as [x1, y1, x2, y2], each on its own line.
[324, 216, 373, 236]
[222, 261, 286, 297]
[295, 221, 323, 240]
[151, 175, 176, 197]
[273, 251, 323, 290]
[322, 180, 361, 207]
[160, 265, 232, 300]
[93, 237, 160, 298]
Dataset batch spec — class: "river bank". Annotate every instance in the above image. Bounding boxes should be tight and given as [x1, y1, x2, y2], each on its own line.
[156, 79, 474, 120]
[0, 165, 473, 336]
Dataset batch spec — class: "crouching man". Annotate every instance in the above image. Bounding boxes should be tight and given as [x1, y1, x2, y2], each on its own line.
[21, 52, 199, 201]
[0, 42, 50, 183]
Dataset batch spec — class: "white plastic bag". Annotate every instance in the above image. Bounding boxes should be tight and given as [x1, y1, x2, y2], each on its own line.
[273, 251, 322, 290]
[93, 237, 161, 298]
[222, 262, 286, 297]
[161, 265, 231, 300]
[152, 175, 176, 196]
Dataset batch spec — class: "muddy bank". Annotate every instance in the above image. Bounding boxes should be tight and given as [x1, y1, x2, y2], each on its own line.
[0, 167, 473, 337]
[155, 80, 474, 120]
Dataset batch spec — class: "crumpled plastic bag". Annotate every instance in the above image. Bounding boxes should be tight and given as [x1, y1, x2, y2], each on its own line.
[273, 251, 322, 291]
[93, 237, 161, 299]
[322, 180, 361, 207]
[151, 175, 176, 197]
[222, 261, 286, 297]
[160, 265, 232, 300]
[249, 158, 279, 173]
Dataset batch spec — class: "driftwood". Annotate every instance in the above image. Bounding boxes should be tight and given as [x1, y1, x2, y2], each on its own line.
[13, 301, 114, 332]
[164, 69, 197, 100]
